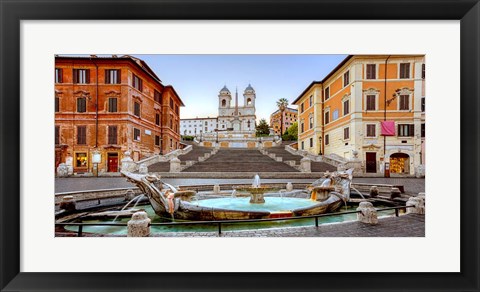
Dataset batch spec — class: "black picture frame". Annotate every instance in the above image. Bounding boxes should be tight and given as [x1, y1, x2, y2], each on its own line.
[1, 0, 479, 291]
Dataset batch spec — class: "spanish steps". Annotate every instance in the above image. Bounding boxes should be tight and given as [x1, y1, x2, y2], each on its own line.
[182, 148, 299, 172]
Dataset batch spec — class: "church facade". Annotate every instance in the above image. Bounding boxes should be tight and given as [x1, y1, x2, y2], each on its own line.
[217, 84, 257, 132]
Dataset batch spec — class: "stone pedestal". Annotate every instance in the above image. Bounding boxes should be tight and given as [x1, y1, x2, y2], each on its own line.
[121, 151, 136, 172]
[286, 182, 293, 192]
[415, 165, 426, 178]
[300, 157, 311, 173]
[213, 184, 221, 194]
[169, 157, 181, 173]
[56, 163, 69, 177]
[357, 201, 378, 224]
[369, 186, 379, 198]
[138, 163, 148, 174]
[406, 196, 425, 214]
[390, 187, 401, 199]
[59, 195, 76, 211]
[127, 211, 151, 237]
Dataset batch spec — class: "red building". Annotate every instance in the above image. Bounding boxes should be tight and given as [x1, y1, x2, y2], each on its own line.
[55, 55, 184, 174]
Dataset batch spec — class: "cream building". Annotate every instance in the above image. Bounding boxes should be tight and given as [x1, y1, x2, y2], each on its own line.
[217, 84, 256, 132]
[293, 55, 425, 176]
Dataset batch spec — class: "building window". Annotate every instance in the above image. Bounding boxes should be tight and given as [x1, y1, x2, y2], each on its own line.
[422, 64, 425, 79]
[324, 111, 330, 124]
[170, 114, 173, 129]
[421, 123, 425, 137]
[301, 122, 304, 133]
[398, 124, 414, 137]
[132, 74, 143, 91]
[55, 68, 63, 83]
[154, 90, 162, 104]
[344, 127, 350, 140]
[366, 124, 376, 137]
[366, 64, 376, 79]
[309, 137, 313, 147]
[175, 104, 179, 115]
[108, 97, 117, 113]
[332, 109, 339, 121]
[134, 102, 141, 117]
[77, 126, 86, 145]
[105, 69, 121, 84]
[170, 98, 174, 109]
[309, 95, 313, 107]
[55, 97, 59, 112]
[75, 153, 88, 168]
[343, 99, 350, 115]
[108, 125, 117, 144]
[400, 63, 410, 79]
[155, 135, 160, 146]
[325, 134, 329, 145]
[309, 116, 313, 129]
[55, 126, 60, 145]
[366, 95, 376, 110]
[324, 87, 330, 100]
[155, 113, 160, 126]
[399, 95, 410, 110]
[300, 103, 304, 113]
[133, 128, 141, 141]
[301, 141, 304, 150]
[170, 139, 173, 148]
[77, 97, 86, 113]
[73, 69, 89, 84]
[343, 71, 349, 86]
[421, 97, 425, 112]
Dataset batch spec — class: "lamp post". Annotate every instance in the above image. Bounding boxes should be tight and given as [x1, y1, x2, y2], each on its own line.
[91, 149, 101, 177]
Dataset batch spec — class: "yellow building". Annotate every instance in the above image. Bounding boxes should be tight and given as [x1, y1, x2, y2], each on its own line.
[293, 55, 425, 175]
[270, 107, 298, 135]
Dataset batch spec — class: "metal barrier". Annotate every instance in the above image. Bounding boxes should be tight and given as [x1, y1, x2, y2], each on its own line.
[55, 205, 414, 237]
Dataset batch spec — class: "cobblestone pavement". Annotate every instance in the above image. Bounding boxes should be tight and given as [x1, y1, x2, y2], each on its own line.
[55, 177, 425, 194]
[149, 214, 425, 237]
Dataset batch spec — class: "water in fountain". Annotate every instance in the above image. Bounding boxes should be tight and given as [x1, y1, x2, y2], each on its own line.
[162, 182, 179, 193]
[113, 194, 144, 222]
[253, 174, 261, 188]
[350, 186, 366, 200]
[131, 194, 145, 209]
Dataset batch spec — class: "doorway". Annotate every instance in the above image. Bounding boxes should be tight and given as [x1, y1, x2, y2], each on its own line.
[107, 152, 119, 172]
[389, 153, 410, 174]
[366, 152, 377, 173]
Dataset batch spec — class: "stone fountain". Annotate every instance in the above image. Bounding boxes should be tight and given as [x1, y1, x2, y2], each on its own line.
[121, 169, 354, 221]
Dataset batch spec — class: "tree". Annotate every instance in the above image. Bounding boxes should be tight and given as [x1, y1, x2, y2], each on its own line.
[256, 119, 270, 136]
[276, 98, 289, 136]
[282, 121, 298, 141]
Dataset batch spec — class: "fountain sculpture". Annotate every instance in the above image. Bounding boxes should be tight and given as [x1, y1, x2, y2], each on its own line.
[121, 169, 354, 221]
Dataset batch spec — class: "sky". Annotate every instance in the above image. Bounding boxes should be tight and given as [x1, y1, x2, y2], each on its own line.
[135, 55, 347, 123]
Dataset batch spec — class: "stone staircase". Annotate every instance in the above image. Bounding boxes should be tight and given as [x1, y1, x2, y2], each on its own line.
[148, 142, 213, 172]
[311, 161, 337, 172]
[182, 149, 299, 172]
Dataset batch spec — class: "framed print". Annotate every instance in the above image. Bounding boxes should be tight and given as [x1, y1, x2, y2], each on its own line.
[1, 0, 479, 291]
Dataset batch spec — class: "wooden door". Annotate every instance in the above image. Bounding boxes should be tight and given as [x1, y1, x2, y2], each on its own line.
[366, 152, 377, 173]
[107, 153, 118, 172]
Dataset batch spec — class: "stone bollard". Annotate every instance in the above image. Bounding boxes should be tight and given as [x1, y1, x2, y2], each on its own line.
[269, 153, 276, 159]
[204, 153, 211, 159]
[417, 192, 425, 198]
[59, 195, 77, 211]
[406, 196, 425, 214]
[127, 211, 151, 237]
[286, 182, 293, 192]
[213, 184, 221, 194]
[169, 157, 181, 172]
[276, 157, 283, 162]
[138, 163, 148, 174]
[56, 163, 69, 177]
[357, 201, 378, 224]
[300, 157, 311, 173]
[124, 189, 136, 201]
[390, 187, 401, 199]
[369, 186, 379, 198]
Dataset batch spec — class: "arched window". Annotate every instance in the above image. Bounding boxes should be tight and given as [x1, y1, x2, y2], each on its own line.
[221, 99, 226, 107]
[247, 98, 252, 105]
